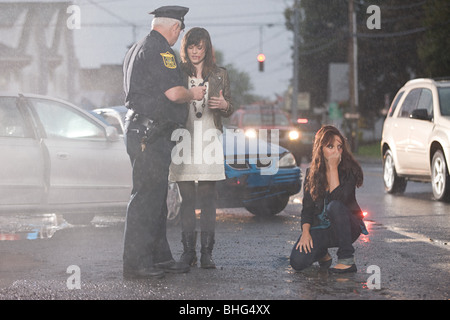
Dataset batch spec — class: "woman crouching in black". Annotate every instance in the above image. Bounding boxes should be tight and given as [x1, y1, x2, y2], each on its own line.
[290, 125, 368, 273]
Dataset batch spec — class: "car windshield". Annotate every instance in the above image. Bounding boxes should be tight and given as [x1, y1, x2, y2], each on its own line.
[242, 113, 290, 126]
[31, 99, 105, 139]
[438, 87, 450, 116]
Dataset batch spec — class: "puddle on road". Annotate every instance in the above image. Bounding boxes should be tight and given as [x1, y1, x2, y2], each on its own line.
[0, 214, 125, 241]
[0, 214, 67, 240]
[285, 265, 384, 299]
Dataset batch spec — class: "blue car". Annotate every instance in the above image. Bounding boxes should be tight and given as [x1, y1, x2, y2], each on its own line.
[93, 106, 302, 216]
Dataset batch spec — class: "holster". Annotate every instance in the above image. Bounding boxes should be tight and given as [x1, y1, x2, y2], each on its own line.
[127, 110, 181, 146]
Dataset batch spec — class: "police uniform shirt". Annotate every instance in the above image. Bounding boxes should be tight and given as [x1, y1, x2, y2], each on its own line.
[124, 30, 188, 125]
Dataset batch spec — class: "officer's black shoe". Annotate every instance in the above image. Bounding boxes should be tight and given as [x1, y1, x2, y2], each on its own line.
[154, 260, 190, 274]
[123, 267, 165, 279]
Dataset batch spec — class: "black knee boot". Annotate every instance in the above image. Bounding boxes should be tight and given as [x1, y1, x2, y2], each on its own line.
[180, 232, 197, 266]
[200, 232, 216, 269]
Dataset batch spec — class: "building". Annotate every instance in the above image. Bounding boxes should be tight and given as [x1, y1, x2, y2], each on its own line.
[0, 0, 78, 101]
[78, 64, 124, 110]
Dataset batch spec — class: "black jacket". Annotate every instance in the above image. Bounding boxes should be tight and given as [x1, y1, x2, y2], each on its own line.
[301, 167, 363, 229]
[123, 30, 188, 125]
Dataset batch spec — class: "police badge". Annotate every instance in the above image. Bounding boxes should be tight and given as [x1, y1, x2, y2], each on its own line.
[160, 51, 177, 69]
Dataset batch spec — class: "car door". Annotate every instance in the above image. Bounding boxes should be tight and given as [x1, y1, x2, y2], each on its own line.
[391, 88, 421, 172]
[0, 96, 45, 207]
[28, 97, 131, 205]
[407, 88, 434, 174]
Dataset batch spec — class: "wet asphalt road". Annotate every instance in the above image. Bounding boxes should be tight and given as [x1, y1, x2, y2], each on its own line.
[0, 159, 449, 301]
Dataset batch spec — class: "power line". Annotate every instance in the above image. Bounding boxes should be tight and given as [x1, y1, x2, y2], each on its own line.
[299, 36, 344, 56]
[351, 0, 428, 10]
[85, 0, 135, 27]
[84, 0, 138, 41]
[192, 11, 285, 21]
[227, 28, 288, 62]
[356, 26, 427, 38]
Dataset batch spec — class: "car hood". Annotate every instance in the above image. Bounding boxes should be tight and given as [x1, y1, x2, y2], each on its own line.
[242, 125, 297, 131]
[222, 129, 288, 157]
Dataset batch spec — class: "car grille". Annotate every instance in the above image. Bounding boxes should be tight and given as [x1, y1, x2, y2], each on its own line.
[227, 158, 272, 170]
[228, 163, 249, 170]
[273, 171, 299, 183]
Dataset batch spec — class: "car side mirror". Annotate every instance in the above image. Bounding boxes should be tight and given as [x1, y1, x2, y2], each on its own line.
[106, 126, 120, 141]
[410, 109, 431, 121]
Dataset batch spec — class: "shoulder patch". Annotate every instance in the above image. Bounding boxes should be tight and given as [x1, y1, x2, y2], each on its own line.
[160, 51, 177, 69]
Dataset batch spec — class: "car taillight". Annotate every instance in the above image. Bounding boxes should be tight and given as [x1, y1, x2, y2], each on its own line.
[297, 118, 309, 124]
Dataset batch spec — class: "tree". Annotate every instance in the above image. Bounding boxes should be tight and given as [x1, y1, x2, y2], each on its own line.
[285, 0, 433, 121]
[284, 0, 347, 109]
[214, 50, 258, 108]
[356, 0, 426, 117]
[418, 0, 450, 77]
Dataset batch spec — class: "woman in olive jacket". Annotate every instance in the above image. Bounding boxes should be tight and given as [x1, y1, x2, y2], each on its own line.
[290, 125, 367, 273]
[169, 27, 233, 269]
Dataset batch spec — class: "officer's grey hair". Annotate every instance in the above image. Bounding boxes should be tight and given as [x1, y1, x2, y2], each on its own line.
[152, 17, 181, 30]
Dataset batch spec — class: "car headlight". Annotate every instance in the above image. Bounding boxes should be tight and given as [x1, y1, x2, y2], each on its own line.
[288, 130, 300, 140]
[279, 152, 296, 167]
[245, 128, 257, 139]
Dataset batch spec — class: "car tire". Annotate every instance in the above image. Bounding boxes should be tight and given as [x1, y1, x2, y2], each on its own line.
[383, 149, 407, 194]
[431, 150, 450, 201]
[244, 195, 289, 216]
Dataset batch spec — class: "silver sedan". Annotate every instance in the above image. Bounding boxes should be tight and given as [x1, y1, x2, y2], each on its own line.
[0, 94, 132, 223]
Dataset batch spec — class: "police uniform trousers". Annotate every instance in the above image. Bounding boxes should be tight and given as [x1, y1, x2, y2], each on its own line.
[123, 119, 175, 270]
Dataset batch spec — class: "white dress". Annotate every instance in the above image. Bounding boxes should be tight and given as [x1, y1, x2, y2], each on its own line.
[169, 77, 226, 182]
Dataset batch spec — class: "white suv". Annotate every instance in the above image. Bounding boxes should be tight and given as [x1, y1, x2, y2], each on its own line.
[381, 78, 450, 201]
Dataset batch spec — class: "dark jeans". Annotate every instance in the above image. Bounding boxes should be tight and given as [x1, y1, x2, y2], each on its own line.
[177, 181, 217, 233]
[290, 200, 362, 271]
[123, 120, 175, 270]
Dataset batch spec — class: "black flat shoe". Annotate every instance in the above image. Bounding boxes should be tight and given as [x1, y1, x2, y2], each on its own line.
[329, 264, 357, 273]
[318, 253, 332, 269]
[318, 258, 332, 269]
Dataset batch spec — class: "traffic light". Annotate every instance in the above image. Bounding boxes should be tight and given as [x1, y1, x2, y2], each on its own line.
[257, 53, 265, 72]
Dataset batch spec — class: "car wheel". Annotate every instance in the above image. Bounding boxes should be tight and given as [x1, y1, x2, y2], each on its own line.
[383, 149, 407, 194]
[244, 195, 289, 216]
[431, 150, 450, 201]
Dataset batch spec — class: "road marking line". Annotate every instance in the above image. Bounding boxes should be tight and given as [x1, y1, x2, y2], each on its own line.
[387, 226, 450, 251]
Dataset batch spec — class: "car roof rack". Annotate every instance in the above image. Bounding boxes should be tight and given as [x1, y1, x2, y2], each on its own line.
[405, 78, 448, 86]
[432, 76, 450, 82]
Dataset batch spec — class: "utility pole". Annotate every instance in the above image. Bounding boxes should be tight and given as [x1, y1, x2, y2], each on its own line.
[348, 0, 359, 152]
[292, 0, 300, 122]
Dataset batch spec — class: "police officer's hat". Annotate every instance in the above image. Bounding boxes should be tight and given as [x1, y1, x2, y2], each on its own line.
[149, 6, 189, 30]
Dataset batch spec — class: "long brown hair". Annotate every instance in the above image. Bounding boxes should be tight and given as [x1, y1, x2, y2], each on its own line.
[305, 125, 363, 201]
[180, 27, 215, 78]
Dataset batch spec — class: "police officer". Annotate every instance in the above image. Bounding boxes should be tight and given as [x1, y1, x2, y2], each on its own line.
[122, 6, 206, 279]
